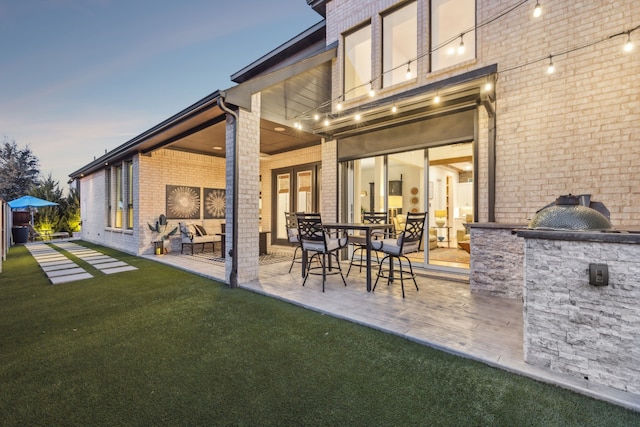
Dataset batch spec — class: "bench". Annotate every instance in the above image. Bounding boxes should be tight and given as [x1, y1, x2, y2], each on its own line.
[179, 222, 221, 255]
[43, 231, 70, 240]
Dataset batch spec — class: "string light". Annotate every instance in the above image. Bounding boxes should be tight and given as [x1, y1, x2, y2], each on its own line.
[292, 2, 639, 129]
[355, 113, 362, 121]
[313, 113, 320, 121]
[533, 1, 542, 18]
[457, 34, 465, 55]
[323, 116, 330, 126]
[624, 32, 634, 52]
[391, 104, 398, 113]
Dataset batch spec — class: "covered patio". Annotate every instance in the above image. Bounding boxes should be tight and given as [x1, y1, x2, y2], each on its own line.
[146, 251, 640, 411]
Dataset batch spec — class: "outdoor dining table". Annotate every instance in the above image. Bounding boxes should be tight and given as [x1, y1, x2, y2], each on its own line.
[322, 222, 395, 292]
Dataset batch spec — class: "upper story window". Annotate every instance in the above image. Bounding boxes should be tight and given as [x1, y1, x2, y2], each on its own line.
[383, 1, 417, 88]
[344, 24, 371, 101]
[431, 0, 476, 71]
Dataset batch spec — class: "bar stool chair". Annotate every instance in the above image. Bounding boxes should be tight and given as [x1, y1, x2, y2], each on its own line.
[285, 212, 303, 273]
[371, 212, 426, 298]
[296, 212, 348, 292]
[347, 211, 388, 276]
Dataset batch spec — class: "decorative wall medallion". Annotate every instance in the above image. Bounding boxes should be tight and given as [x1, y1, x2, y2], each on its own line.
[204, 188, 226, 219]
[411, 196, 419, 205]
[410, 187, 419, 195]
[166, 185, 201, 219]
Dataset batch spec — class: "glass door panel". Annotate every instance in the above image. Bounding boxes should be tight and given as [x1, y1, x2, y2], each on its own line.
[272, 163, 320, 246]
[427, 142, 473, 269]
[275, 173, 291, 241]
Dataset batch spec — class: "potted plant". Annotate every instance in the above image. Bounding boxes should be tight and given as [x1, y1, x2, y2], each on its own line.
[148, 214, 178, 255]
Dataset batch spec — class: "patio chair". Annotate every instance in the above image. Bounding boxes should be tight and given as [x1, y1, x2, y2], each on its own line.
[26, 223, 42, 242]
[371, 212, 426, 298]
[285, 212, 303, 273]
[347, 211, 388, 276]
[296, 212, 348, 292]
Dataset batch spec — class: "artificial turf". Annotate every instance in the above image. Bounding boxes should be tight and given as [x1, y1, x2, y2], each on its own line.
[1, 242, 639, 426]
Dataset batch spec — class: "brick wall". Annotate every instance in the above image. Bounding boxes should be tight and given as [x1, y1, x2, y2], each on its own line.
[325, 0, 640, 227]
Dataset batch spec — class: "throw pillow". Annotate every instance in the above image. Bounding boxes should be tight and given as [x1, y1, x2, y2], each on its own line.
[187, 223, 198, 237]
[194, 224, 207, 236]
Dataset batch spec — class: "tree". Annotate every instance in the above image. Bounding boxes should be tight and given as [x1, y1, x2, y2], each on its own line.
[0, 136, 40, 201]
[29, 174, 64, 232]
[59, 187, 81, 234]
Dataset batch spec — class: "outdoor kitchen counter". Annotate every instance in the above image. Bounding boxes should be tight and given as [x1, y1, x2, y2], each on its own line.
[517, 227, 640, 243]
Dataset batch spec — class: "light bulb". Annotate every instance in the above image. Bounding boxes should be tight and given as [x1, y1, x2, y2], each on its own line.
[323, 117, 330, 126]
[336, 100, 343, 111]
[484, 81, 493, 91]
[624, 33, 634, 52]
[355, 113, 361, 121]
[547, 56, 555, 74]
[457, 35, 465, 55]
[533, 1, 541, 18]
[391, 105, 398, 113]
[313, 113, 319, 121]
[433, 94, 441, 104]
[405, 62, 412, 79]
[368, 83, 375, 97]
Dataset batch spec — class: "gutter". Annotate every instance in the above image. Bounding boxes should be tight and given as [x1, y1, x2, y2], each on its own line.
[217, 94, 239, 288]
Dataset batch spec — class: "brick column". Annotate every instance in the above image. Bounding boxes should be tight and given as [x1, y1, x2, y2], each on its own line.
[321, 139, 338, 221]
[225, 93, 261, 284]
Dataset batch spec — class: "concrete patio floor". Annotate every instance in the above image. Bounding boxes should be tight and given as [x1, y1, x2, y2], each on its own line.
[146, 250, 640, 412]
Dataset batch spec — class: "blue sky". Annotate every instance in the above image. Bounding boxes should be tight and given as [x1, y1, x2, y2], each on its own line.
[0, 0, 322, 188]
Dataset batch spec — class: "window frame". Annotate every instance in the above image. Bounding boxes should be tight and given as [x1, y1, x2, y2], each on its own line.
[430, 0, 476, 72]
[382, 1, 418, 88]
[343, 22, 372, 101]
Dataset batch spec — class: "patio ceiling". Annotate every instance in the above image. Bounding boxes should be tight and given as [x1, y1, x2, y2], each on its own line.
[160, 60, 331, 159]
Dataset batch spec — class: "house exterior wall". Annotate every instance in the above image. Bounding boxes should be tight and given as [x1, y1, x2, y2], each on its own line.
[325, 0, 640, 227]
[138, 149, 226, 255]
[260, 145, 323, 237]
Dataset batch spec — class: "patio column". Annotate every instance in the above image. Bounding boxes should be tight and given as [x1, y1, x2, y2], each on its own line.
[321, 138, 338, 222]
[224, 93, 261, 285]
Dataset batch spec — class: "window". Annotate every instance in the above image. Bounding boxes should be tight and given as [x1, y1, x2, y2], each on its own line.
[126, 161, 133, 229]
[115, 164, 123, 228]
[344, 24, 371, 100]
[383, 2, 417, 87]
[105, 168, 112, 227]
[431, 0, 475, 71]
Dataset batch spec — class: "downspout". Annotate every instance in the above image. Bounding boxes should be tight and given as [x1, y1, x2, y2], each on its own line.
[217, 94, 239, 288]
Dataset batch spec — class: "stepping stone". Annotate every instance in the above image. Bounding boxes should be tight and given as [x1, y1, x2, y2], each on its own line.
[50, 272, 93, 284]
[101, 266, 138, 274]
[84, 257, 115, 265]
[42, 262, 78, 272]
[40, 260, 76, 267]
[93, 261, 127, 269]
[47, 268, 86, 278]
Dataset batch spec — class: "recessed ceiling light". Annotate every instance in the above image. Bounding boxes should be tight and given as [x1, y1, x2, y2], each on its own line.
[213, 146, 222, 150]
[274, 127, 286, 132]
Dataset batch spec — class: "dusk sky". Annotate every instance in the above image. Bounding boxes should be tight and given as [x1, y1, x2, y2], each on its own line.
[0, 0, 322, 189]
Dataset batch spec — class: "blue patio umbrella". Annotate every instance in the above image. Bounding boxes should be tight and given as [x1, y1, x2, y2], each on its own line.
[8, 195, 59, 224]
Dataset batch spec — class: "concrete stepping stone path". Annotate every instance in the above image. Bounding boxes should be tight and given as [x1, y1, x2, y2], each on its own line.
[26, 242, 137, 284]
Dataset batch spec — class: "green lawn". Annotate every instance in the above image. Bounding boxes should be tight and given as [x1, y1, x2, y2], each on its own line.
[1, 242, 639, 426]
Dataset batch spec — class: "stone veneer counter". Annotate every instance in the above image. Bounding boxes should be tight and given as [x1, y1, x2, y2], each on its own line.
[468, 223, 527, 300]
[516, 228, 640, 397]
